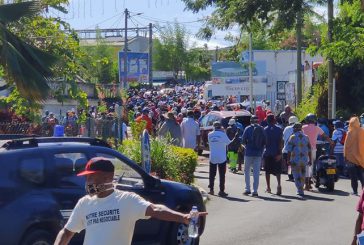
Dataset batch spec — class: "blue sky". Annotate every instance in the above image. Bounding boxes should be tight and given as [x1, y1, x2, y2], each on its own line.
[49, 0, 239, 48]
[50, 0, 329, 49]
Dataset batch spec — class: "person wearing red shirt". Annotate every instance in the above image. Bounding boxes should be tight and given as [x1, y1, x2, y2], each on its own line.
[135, 108, 153, 134]
[255, 106, 266, 123]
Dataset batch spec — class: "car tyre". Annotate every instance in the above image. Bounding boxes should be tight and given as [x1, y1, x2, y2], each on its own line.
[169, 223, 200, 245]
[21, 229, 54, 245]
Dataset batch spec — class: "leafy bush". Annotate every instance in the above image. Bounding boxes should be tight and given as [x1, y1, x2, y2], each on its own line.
[171, 146, 198, 184]
[118, 138, 198, 185]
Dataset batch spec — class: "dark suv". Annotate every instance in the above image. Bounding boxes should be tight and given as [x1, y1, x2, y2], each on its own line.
[0, 137, 206, 245]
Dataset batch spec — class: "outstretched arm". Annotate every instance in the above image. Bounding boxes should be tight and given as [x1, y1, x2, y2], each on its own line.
[145, 204, 208, 225]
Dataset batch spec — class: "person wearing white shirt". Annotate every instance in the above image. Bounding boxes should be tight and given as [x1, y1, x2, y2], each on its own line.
[54, 158, 208, 245]
[282, 116, 299, 181]
[207, 121, 231, 197]
[180, 111, 201, 149]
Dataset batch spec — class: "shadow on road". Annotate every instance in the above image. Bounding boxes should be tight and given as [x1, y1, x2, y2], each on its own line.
[302, 194, 334, 202]
[196, 170, 209, 174]
[255, 195, 291, 202]
[280, 194, 307, 201]
[223, 196, 249, 202]
[194, 175, 210, 180]
[313, 189, 350, 197]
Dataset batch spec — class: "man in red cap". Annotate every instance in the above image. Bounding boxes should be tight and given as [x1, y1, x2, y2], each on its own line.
[54, 157, 207, 245]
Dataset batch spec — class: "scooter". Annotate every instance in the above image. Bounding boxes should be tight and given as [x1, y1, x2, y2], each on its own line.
[313, 144, 339, 192]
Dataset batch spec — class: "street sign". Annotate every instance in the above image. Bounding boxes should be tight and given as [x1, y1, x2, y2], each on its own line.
[141, 130, 151, 174]
[119, 52, 149, 83]
[277, 81, 288, 101]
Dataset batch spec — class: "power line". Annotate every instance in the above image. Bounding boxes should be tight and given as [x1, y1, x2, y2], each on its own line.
[84, 11, 124, 29]
[129, 11, 206, 25]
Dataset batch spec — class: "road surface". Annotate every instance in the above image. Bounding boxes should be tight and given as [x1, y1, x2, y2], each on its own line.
[196, 156, 359, 245]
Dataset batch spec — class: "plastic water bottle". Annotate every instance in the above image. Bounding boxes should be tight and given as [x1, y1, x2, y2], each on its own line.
[188, 206, 199, 238]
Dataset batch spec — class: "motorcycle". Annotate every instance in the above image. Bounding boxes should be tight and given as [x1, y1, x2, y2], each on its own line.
[313, 145, 338, 192]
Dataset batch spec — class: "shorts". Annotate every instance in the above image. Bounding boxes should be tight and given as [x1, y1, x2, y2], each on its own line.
[264, 156, 282, 176]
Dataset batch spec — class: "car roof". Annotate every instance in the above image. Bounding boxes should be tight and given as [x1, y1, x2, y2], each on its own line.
[207, 110, 251, 118]
[0, 137, 111, 152]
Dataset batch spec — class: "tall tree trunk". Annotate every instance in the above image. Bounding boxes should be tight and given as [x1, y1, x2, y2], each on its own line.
[296, 10, 303, 107]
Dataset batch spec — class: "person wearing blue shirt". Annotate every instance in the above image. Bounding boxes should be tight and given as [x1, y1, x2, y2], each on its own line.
[242, 116, 266, 196]
[263, 114, 284, 195]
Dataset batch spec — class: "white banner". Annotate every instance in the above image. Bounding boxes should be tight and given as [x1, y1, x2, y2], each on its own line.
[209, 83, 267, 96]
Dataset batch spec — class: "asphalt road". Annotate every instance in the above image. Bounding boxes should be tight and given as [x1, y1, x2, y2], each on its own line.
[196, 155, 359, 245]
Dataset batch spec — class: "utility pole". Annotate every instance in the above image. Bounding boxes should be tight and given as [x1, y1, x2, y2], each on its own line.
[249, 32, 254, 113]
[296, 10, 303, 106]
[328, 0, 334, 119]
[215, 46, 219, 62]
[149, 23, 153, 88]
[123, 8, 129, 89]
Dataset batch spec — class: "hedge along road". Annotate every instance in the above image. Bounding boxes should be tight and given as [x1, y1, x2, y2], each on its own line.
[195, 153, 358, 245]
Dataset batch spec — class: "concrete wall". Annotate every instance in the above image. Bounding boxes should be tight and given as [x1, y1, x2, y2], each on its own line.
[252, 50, 323, 112]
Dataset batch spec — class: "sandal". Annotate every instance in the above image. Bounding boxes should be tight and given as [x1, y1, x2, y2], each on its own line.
[265, 188, 272, 193]
[277, 186, 282, 196]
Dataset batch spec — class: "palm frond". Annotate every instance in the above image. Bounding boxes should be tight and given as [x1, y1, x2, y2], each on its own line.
[0, 1, 41, 24]
[0, 25, 60, 101]
[0, 39, 52, 101]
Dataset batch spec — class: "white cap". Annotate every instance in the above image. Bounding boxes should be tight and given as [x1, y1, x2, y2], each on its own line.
[288, 116, 299, 125]
[181, 108, 187, 114]
[228, 119, 236, 125]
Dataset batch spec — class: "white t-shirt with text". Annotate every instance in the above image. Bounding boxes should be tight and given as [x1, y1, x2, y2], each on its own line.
[65, 190, 151, 245]
[208, 130, 231, 164]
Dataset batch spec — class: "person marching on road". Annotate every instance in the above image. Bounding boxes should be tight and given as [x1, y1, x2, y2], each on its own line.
[226, 119, 240, 172]
[180, 110, 201, 151]
[263, 114, 284, 195]
[242, 115, 266, 197]
[302, 113, 334, 191]
[344, 117, 364, 195]
[54, 158, 207, 245]
[282, 116, 299, 181]
[208, 121, 232, 197]
[286, 123, 313, 197]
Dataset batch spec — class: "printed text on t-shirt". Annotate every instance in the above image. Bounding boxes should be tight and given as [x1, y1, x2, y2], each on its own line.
[85, 209, 120, 226]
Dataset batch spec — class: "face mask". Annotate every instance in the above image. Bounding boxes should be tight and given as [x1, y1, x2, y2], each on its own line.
[85, 182, 114, 197]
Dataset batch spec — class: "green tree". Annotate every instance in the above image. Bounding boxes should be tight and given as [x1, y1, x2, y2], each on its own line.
[80, 30, 118, 84]
[1, 0, 90, 120]
[308, 0, 364, 116]
[183, 0, 325, 103]
[185, 44, 211, 81]
[153, 22, 189, 79]
[0, 1, 59, 101]
[154, 22, 213, 81]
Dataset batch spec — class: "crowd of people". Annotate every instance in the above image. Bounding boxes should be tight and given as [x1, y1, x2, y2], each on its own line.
[125, 85, 364, 199]
[207, 108, 364, 198]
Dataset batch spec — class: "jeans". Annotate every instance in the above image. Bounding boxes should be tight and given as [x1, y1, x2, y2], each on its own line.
[244, 156, 262, 193]
[347, 162, 364, 193]
[334, 153, 345, 175]
[209, 162, 227, 192]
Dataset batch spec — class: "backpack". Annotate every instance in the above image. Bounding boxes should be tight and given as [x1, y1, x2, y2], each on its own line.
[339, 129, 347, 145]
[252, 125, 266, 149]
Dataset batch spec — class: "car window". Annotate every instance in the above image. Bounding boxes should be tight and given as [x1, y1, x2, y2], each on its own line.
[19, 158, 45, 185]
[54, 153, 87, 188]
[96, 153, 144, 189]
[207, 115, 220, 126]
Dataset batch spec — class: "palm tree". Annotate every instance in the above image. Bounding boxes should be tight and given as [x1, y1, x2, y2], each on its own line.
[0, 1, 58, 101]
